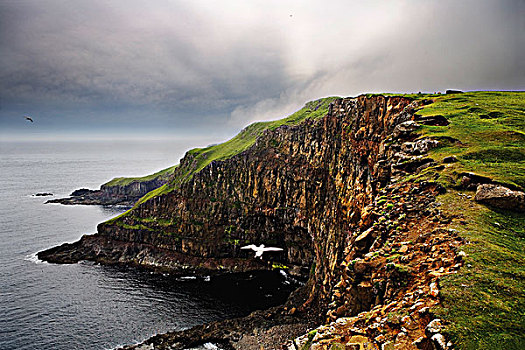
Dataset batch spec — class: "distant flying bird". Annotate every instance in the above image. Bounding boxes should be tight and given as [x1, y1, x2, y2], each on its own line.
[241, 244, 283, 259]
[24, 116, 33, 123]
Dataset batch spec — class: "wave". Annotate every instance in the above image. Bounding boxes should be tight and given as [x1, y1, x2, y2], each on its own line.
[24, 252, 48, 265]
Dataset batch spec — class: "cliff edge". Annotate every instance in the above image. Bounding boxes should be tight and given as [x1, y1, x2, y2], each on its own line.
[39, 92, 525, 350]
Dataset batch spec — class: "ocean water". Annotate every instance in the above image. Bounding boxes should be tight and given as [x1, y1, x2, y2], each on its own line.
[0, 140, 297, 350]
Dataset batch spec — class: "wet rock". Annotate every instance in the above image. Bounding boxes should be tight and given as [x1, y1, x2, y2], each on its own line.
[474, 184, 525, 212]
[34, 192, 53, 196]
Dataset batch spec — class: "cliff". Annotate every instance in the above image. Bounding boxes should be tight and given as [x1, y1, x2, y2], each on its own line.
[39, 92, 525, 350]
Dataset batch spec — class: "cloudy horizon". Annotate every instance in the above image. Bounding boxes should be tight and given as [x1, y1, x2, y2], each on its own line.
[1, 0, 524, 141]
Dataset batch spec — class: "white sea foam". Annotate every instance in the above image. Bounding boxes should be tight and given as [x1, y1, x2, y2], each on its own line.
[178, 276, 197, 281]
[24, 252, 48, 265]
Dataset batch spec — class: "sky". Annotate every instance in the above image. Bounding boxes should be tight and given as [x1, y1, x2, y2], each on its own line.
[1, 0, 524, 141]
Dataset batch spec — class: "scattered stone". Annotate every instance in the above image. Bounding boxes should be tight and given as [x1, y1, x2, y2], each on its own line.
[413, 336, 432, 349]
[393, 156, 435, 173]
[418, 307, 430, 317]
[474, 184, 525, 212]
[460, 172, 494, 190]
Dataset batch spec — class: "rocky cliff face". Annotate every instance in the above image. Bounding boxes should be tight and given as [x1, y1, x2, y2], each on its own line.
[45, 96, 419, 294]
[42, 95, 459, 349]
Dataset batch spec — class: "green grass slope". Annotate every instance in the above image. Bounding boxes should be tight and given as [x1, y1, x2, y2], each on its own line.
[409, 91, 524, 349]
[103, 164, 179, 187]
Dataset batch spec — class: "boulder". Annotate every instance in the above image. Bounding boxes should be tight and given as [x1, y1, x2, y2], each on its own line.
[393, 121, 420, 139]
[475, 184, 525, 212]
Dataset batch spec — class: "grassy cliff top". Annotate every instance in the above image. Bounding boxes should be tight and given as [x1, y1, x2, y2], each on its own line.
[408, 91, 524, 349]
[418, 91, 524, 189]
[103, 164, 179, 187]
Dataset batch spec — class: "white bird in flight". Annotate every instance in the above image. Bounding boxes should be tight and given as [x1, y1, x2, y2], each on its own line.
[241, 244, 283, 259]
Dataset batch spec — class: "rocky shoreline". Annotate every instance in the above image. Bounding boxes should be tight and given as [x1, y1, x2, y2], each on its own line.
[45, 188, 139, 206]
[46, 173, 168, 206]
[37, 234, 309, 277]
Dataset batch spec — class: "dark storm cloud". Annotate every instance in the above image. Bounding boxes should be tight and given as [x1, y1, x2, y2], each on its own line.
[0, 1, 288, 112]
[0, 0, 523, 138]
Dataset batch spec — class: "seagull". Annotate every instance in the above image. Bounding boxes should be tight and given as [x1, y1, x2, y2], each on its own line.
[24, 116, 34, 122]
[241, 244, 283, 259]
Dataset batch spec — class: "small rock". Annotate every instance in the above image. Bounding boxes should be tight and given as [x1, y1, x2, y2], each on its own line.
[395, 332, 408, 343]
[70, 188, 96, 196]
[413, 336, 432, 349]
